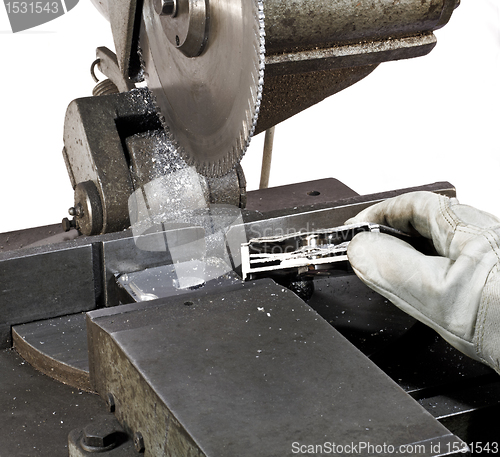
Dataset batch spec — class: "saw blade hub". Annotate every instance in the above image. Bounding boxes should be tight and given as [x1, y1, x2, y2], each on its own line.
[156, 0, 209, 58]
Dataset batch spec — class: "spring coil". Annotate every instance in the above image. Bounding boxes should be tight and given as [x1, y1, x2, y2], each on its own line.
[90, 59, 119, 96]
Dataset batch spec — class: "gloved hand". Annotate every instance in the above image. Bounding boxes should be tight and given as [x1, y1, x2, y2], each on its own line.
[345, 191, 500, 374]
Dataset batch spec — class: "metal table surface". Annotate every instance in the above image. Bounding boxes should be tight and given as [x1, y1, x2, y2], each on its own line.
[0, 348, 109, 457]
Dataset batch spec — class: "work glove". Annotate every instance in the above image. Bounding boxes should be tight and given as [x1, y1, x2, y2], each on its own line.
[345, 191, 500, 374]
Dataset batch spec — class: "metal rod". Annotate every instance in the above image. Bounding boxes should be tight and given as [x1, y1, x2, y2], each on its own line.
[259, 127, 275, 189]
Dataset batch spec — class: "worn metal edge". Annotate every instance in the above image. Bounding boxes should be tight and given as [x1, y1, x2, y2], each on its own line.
[12, 325, 92, 392]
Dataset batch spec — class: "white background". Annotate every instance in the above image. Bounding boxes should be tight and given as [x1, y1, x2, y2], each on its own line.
[0, 0, 499, 234]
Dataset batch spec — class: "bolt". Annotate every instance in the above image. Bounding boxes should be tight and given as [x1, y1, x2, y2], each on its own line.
[106, 393, 116, 413]
[69, 204, 83, 218]
[134, 431, 145, 453]
[82, 420, 118, 452]
[154, 0, 176, 15]
[62, 217, 76, 232]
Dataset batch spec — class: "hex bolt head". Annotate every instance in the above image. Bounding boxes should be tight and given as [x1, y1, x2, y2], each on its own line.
[134, 431, 145, 453]
[82, 420, 118, 452]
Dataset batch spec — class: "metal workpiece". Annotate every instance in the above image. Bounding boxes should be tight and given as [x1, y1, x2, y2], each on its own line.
[87, 279, 465, 456]
[2, 180, 498, 453]
[241, 223, 404, 282]
[0, 180, 456, 347]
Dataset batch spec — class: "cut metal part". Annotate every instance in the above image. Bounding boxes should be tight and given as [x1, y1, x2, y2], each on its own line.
[241, 222, 412, 281]
[139, 0, 265, 177]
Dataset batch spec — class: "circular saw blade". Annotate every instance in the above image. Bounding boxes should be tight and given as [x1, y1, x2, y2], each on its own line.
[140, 0, 265, 178]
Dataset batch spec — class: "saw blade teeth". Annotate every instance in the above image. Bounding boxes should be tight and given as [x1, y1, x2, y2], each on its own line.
[140, 0, 265, 178]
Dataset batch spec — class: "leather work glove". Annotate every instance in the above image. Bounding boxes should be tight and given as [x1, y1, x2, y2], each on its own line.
[345, 191, 500, 374]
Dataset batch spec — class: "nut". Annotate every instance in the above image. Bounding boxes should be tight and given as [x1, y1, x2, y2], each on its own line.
[81, 418, 118, 452]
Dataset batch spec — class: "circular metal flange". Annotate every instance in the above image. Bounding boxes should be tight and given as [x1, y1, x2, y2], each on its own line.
[140, 0, 265, 177]
[74, 181, 104, 236]
[155, 0, 208, 57]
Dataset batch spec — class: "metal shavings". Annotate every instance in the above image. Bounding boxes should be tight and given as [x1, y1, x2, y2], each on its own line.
[138, 0, 266, 178]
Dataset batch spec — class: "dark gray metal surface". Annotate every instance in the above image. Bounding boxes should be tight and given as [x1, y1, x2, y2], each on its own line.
[0, 240, 100, 349]
[246, 177, 358, 212]
[0, 223, 68, 252]
[0, 348, 108, 457]
[418, 382, 500, 446]
[255, 65, 379, 134]
[87, 280, 465, 456]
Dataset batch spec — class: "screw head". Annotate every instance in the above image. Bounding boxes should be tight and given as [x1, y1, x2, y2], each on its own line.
[134, 431, 145, 453]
